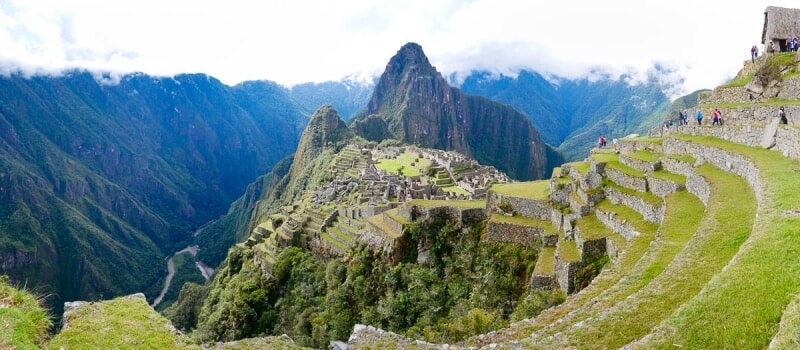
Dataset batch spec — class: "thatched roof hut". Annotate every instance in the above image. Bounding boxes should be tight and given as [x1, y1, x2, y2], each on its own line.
[762, 6, 800, 51]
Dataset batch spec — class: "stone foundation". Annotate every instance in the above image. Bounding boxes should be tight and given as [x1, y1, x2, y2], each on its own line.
[605, 168, 648, 192]
[603, 186, 664, 224]
[647, 176, 685, 198]
[486, 219, 546, 248]
[620, 154, 662, 172]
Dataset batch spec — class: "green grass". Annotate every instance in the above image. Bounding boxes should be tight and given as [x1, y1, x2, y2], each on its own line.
[625, 150, 660, 163]
[620, 136, 663, 144]
[327, 226, 354, 243]
[490, 214, 558, 235]
[667, 154, 696, 164]
[575, 214, 617, 243]
[557, 239, 581, 263]
[490, 190, 701, 346]
[590, 152, 619, 164]
[491, 181, 550, 200]
[605, 160, 645, 178]
[551, 167, 562, 178]
[410, 199, 485, 209]
[534, 247, 556, 275]
[719, 73, 753, 88]
[634, 134, 800, 349]
[321, 231, 348, 251]
[46, 296, 197, 349]
[566, 162, 590, 176]
[0, 276, 51, 350]
[595, 200, 659, 235]
[375, 158, 421, 177]
[648, 170, 687, 185]
[604, 180, 663, 206]
[440, 184, 470, 196]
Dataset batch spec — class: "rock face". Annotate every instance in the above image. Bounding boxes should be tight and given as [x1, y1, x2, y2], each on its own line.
[352, 43, 561, 180]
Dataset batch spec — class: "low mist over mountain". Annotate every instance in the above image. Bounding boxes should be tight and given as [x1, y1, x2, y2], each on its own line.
[0, 71, 307, 311]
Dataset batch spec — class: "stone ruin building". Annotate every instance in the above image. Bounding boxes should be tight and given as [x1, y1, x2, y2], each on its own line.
[763, 6, 800, 52]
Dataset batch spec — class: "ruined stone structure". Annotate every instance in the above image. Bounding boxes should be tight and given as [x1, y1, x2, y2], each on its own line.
[763, 6, 800, 52]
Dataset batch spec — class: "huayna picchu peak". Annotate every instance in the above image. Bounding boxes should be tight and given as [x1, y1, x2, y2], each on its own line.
[7, 7, 800, 349]
[352, 42, 563, 181]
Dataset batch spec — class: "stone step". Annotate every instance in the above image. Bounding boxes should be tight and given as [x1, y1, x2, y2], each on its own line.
[531, 247, 557, 291]
[619, 151, 662, 173]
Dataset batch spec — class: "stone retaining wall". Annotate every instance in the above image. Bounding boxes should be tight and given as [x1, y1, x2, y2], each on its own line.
[595, 207, 640, 241]
[577, 187, 605, 207]
[619, 155, 661, 172]
[647, 176, 685, 198]
[661, 157, 696, 176]
[486, 219, 546, 248]
[664, 138, 763, 202]
[616, 139, 664, 155]
[667, 125, 800, 161]
[605, 168, 648, 192]
[530, 274, 557, 291]
[603, 186, 664, 224]
[487, 191, 551, 221]
[573, 226, 608, 262]
[555, 257, 578, 293]
[580, 171, 603, 190]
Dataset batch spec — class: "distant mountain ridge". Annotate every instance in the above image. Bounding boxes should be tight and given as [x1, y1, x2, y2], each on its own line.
[0, 71, 307, 312]
[350, 42, 561, 180]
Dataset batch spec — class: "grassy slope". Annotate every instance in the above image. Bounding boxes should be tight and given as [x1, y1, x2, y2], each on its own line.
[635, 135, 800, 349]
[0, 276, 51, 350]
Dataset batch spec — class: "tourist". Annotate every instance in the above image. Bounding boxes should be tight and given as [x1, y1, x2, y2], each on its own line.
[751, 45, 757, 62]
[683, 111, 689, 125]
[598, 135, 606, 148]
[780, 107, 788, 124]
[696, 110, 703, 125]
[712, 108, 722, 126]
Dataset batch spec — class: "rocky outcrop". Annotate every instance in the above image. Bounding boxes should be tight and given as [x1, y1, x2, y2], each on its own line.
[351, 43, 561, 180]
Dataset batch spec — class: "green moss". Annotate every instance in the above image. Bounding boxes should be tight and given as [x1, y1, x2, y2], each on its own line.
[533, 247, 556, 275]
[491, 181, 550, 200]
[46, 296, 196, 349]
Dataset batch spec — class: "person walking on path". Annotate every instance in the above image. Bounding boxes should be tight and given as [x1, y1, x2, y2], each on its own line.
[696, 110, 703, 125]
[751, 45, 757, 62]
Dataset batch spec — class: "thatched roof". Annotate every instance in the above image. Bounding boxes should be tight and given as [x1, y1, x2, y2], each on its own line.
[763, 6, 800, 43]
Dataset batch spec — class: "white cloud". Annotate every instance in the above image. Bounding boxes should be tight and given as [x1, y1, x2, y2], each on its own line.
[0, 0, 796, 97]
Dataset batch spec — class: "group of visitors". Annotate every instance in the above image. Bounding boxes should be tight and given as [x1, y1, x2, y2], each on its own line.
[751, 45, 759, 62]
[597, 135, 607, 148]
[787, 38, 800, 52]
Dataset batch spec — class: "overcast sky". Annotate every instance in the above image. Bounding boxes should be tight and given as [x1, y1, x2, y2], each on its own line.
[0, 1, 796, 96]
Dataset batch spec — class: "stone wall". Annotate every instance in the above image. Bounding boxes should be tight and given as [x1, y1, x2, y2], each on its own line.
[595, 207, 640, 241]
[663, 138, 763, 202]
[686, 171, 711, 206]
[573, 226, 608, 262]
[554, 257, 578, 294]
[603, 186, 664, 224]
[616, 139, 664, 155]
[605, 168, 648, 192]
[530, 274, 557, 291]
[486, 219, 545, 248]
[661, 157, 696, 176]
[620, 154, 661, 172]
[487, 191, 551, 221]
[647, 176, 685, 198]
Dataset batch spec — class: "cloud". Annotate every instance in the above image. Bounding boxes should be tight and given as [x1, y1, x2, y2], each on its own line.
[0, 0, 796, 97]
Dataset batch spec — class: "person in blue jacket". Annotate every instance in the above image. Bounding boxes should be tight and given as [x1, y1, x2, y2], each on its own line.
[696, 110, 703, 125]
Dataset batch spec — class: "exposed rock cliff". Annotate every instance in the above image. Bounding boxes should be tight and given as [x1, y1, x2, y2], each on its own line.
[352, 43, 561, 180]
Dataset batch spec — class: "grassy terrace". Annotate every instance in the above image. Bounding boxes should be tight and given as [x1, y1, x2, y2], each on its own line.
[565, 161, 590, 176]
[634, 134, 800, 348]
[533, 247, 556, 275]
[648, 169, 687, 185]
[384, 208, 411, 226]
[591, 152, 647, 178]
[590, 152, 619, 163]
[667, 154, 696, 164]
[557, 238, 581, 263]
[410, 199, 485, 209]
[375, 158, 421, 177]
[625, 150, 660, 163]
[490, 180, 550, 200]
[321, 231, 348, 251]
[620, 136, 663, 144]
[595, 200, 659, 235]
[490, 214, 558, 235]
[551, 167, 562, 178]
[604, 180, 663, 206]
[440, 184, 470, 196]
[576, 214, 623, 248]
[518, 185, 711, 348]
[366, 214, 403, 238]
